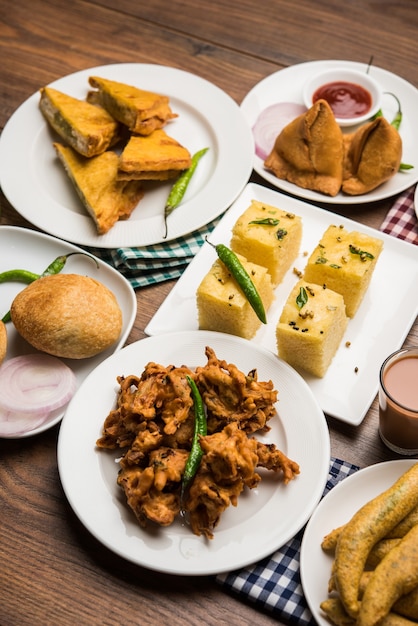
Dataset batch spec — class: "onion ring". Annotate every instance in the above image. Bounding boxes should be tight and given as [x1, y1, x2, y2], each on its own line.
[0, 353, 77, 415]
[0, 407, 49, 437]
[252, 102, 307, 160]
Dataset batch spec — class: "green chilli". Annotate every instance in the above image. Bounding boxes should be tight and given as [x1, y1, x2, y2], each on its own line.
[206, 238, 267, 324]
[163, 147, 209, 239]
[0, 269, 40, 284]
[1, 252, 98, 323]
[180, 375, 207, 506]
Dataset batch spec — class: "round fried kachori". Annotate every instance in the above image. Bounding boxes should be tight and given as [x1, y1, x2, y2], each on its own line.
[11, 274, 122, 359]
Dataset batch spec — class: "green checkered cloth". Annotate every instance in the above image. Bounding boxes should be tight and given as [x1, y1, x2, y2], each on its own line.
[84, 216, 220, 289]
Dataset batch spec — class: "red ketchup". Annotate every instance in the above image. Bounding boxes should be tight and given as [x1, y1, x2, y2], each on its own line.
[313, 81, 372, 118]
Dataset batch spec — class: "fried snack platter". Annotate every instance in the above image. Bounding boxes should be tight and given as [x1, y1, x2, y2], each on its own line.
[241, 59, 418, 204]
[0, 226, 137, 438]
[300, 459, 418, 626]
[57, 330, 330, 576]
[146, 182, 418, 425]
[0, 63, 253, 247]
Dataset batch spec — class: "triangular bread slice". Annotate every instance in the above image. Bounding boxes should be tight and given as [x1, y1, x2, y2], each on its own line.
[39, 87, 120, 157]
[88, 76, 177, 135]
[54, 143, 144, 234]
[117, 129, 191, 181]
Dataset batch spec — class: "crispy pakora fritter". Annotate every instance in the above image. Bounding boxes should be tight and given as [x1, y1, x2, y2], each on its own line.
[195, 346, 278, 434]
[96, 346, 299, 537]
[255, 441, 301, 484]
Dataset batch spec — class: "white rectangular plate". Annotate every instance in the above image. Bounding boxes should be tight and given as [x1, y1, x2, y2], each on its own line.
[146, 183, 418, 425]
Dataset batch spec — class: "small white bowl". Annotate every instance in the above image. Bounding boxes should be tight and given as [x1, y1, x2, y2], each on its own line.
[302, 68, 382, 127]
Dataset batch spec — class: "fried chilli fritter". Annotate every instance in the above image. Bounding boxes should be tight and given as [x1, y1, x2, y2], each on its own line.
[96, 346, 299, 538]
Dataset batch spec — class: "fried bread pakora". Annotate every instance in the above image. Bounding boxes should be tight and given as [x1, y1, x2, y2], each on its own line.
[88, 76, 177, 135]
[39, 86, 120, 157]
[117, 130, 192, 181]
[96, 346, 299, 538]
[53, 143, 144, 234]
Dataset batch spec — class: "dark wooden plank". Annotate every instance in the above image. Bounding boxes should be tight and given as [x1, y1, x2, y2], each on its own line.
[92, 0, 418, 86]
[0, 0, 277, 128]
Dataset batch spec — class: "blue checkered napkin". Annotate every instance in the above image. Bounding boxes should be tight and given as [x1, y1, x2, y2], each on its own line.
[216, 457, 359, 625]
[84, 216, 220, 289]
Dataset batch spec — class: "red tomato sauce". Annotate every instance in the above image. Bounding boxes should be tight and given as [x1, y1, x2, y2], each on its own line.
[313, 81, 372, 118]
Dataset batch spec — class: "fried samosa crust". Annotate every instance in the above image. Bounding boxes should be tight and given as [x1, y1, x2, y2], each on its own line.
[342, 116, 402, 195]
[264, 99, 344, 197]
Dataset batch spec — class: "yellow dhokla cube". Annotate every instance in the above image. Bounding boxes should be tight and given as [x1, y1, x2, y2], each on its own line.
[197, 253, 274, 340]
[303, 224, 383, 317]
[276, 279, 348, 378]
[230, 199, 302, 286]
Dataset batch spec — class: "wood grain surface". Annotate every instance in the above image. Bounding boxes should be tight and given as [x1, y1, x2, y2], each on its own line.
[1, 1, 417, 624]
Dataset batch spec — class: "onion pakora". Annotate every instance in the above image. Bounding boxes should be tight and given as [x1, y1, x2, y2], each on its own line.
[96, 346, 300, 539]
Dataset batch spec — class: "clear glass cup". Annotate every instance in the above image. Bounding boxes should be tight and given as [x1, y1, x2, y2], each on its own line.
[379, 347, 418, 455]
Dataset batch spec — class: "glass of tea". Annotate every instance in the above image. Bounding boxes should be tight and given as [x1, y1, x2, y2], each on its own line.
[379, 347, 418, 455]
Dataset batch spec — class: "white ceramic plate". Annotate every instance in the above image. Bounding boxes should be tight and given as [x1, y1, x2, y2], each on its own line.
[57, 330, 330, 576]
[300, 459, 417, 626]
[0, 226, 136, 438]
[146, 183, 418, 425]
[241, 59, 418, 204]
[0, 64, 253, 247]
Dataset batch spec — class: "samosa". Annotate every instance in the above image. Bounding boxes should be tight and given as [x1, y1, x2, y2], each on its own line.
[264, 99, 343, 197]
[342, 116, 402, 195]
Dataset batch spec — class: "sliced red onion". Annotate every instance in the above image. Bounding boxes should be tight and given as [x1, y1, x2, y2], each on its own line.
[252, 102, 307, 160]
[0, 407, 49, 437]
[0, 354, 77, 415]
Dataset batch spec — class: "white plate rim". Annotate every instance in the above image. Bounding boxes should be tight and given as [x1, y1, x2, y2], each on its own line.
[57, 329, 330, 576]
[300, 459, 418, 626]
[0, 63, 254, 248]
[145, 182, 418, 426]
[241, 59, 418, 204]
[0, 225, 137, 438]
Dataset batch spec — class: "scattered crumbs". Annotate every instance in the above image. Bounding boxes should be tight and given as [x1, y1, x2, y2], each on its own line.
[345, 341, 351, 348]
[293, 267, 303, 278]
[303, 251, 308, 256]
[354, 366, 359, 373]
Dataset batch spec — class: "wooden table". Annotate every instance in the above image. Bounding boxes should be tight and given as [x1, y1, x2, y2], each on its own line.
[1, 2, 417, 624]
